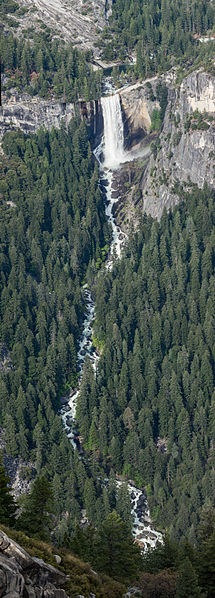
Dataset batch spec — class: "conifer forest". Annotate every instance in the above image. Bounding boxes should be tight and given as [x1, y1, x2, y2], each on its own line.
[0, 0, 215, 596]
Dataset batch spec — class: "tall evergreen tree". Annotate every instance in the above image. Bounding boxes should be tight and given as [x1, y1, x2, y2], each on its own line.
[0, 455, 17, 526]
[175, 558, 203, 598]
[17, 475, 55, 540]
[94, 510, 141, 582]
[197, 532, 215, 598]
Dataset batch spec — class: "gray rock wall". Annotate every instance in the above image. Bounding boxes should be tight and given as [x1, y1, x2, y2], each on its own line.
[120, 79, 160, 150]
[0, 95, 74, 141]
[0, 95, 103, 147]
[141, 69, 215, 219]
[12, 0, 107, 55]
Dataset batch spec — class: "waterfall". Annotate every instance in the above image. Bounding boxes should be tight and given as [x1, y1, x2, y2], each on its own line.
[101, 94, 126, 169]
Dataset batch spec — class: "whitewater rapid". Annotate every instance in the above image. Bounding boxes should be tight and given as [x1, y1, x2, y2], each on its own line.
[61, 92, 163, 550]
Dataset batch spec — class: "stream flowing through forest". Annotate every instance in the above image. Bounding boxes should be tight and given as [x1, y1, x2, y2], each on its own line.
[61, 91, 162, 551]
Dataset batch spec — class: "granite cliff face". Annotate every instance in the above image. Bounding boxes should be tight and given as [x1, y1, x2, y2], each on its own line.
[120, 78, 160, 150]
[118, 70, 215, 220]
[0, 93, 103, 147]
[119, 70, 176, 150]
[0, 530, 68, 598]
[140, 69, 215, 219]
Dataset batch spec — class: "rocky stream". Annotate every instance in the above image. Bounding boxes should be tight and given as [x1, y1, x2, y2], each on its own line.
[61, 88, 163, 551]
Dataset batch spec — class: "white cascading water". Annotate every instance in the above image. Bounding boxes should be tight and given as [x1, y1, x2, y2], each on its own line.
[61, 92, 162, 550]
[101, 94, 126, 169]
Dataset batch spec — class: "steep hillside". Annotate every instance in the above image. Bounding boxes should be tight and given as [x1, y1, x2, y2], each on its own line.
[0, 527, 125, 597]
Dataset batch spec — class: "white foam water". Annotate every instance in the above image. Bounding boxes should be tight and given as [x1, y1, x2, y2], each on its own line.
[101, 94, 126, 169]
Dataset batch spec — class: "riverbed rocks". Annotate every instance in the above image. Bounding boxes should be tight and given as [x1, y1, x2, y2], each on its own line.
[124, 588, 142, 597]
[0, 530, 68, 598]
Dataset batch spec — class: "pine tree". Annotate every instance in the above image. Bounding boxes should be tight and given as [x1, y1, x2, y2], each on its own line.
[197, 531, 215, 597]
[94, 510, 141, 582]
[175, 557, 202, 598]
[17, 475, 55, 540]
[0, 455, 17, 526]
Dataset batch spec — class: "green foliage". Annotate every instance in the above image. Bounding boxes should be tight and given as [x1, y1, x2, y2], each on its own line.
[138, 569, 177, 597]
[156, 81, 168, 121]
[175, 558, 203, 597]
[185, 110, 211, 132]
[1, 27, 102, 101]
[197, 524, 215, 598]
[0, 122, 110, 529]
[77, 185, 215, 540]
[17, 475, 55, 540]
[0, 455, 17, 526]
[94, 511, 142, 582]
[150, 109, 162, 131]
[142, 536, 179, 573]
[102, 0, 215, 76]
[0, 0, 19, 18]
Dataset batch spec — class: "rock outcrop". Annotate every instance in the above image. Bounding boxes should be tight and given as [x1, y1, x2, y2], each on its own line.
[0, 530, 68, 598]
[0, 92, 103, 147]
[0, 428, 36, 499]
[119, 71, 176, 150]
[141, 69, 215, 219]
[0, 345, 13, 374]
[11, 0, 109, 55]
[120, 78, 160, 150]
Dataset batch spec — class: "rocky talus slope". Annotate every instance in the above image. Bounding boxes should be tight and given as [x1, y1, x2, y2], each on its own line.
[0, 530, 68, 598]
[141, 69, 215, 219]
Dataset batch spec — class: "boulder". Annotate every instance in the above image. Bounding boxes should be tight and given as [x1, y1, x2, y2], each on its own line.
[0, 530, 68, 598]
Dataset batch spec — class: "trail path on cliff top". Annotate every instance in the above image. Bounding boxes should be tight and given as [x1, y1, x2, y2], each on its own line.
[118, 75, 158, 95]
[117, 70, 176, 95]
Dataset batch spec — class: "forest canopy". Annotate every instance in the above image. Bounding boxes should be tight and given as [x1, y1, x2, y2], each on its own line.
[1, 28, 102, 101]
[76, 184, 215, 542]
[99, 0, 215, 76]
[0, 120, 110, 532]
